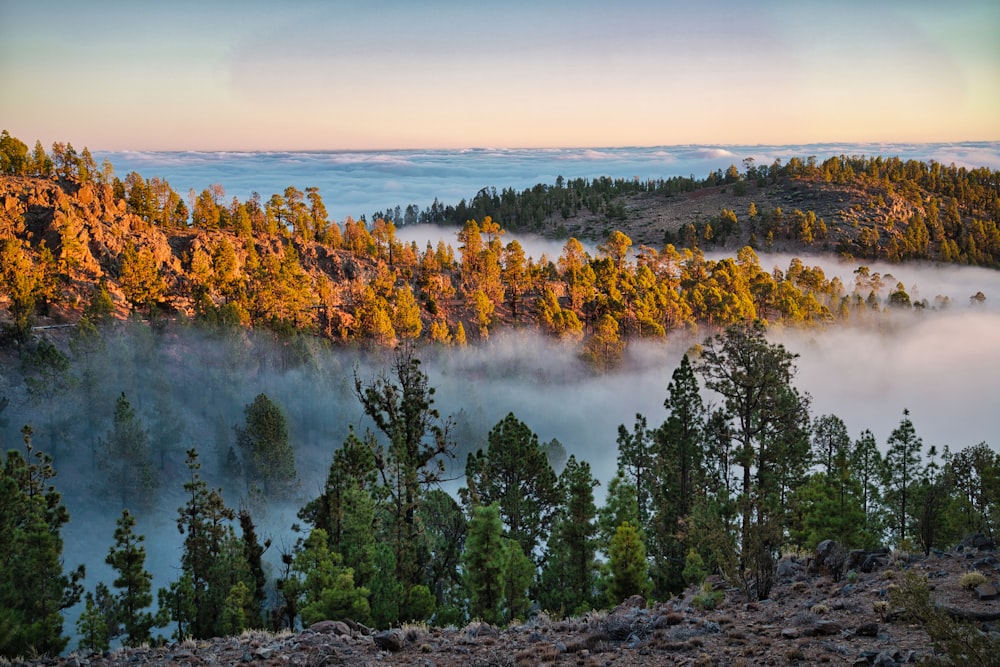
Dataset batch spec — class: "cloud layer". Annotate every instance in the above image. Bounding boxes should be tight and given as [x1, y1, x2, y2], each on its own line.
[96, 142, 1000, 224]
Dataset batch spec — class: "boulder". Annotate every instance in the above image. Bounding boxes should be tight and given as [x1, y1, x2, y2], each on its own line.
[619, 594, 647, 610]
[861, 554, 884, 573]
[803, 620, 842, 636]
[975, 583, 998, 601]
[307, 619, 352, 636]
[956, 533, 996, 552]
[811, 540, 847, 580]
[776, 557, 800, 579]
[374, 628, 406, 652]
[856, 622, 879, 637]
[973, 556, 998, 571]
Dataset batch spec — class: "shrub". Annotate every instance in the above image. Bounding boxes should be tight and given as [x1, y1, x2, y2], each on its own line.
[809, 603, 830, 615]
[845, 570, 858, 584]
[960, 572, 987, 591]
[683, 548, 708, 587]
[786, 647, 805, 661]
[890, 570, 999, 666]
[692, 584, 724, 611]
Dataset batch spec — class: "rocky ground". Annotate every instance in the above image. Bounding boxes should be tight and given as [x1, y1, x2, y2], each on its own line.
[13, 538, 1000, 667]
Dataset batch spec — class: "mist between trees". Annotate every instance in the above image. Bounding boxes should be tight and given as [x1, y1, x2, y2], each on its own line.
[1, 132, 999, 655]
[1, 316, 997, 657]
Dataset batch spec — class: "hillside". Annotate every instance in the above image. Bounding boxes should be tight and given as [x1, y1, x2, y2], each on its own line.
[2, 152, 998, 355]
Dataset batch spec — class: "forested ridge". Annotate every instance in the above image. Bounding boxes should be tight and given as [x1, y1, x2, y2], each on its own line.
[1, 132, 998, 660]
[2, 130, 999, 359]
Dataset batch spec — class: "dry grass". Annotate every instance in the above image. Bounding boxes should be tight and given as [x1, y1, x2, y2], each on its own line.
[237, 628, 295, 642]
[959, 571, 987, 590]
[514, 643, 562, 666]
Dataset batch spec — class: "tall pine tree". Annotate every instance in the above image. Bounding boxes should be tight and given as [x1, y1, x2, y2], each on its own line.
[883, 409, 923, 546]
[538, 455, 599, 616]
[105, 509, 156, 646]
[0, 427, 84, 657]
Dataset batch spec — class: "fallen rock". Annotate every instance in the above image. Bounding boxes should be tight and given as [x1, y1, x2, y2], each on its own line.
[374, 629, 406, 652]
[308, 619, 352, 636]
[856, 622, 879, 637]
[957, 533, 996, 552]
[620, 594, 647, 610]
[803, 620, 842, 636]
[811, 540, 847, 580]
[975, 582, 998, 601]
[776, 557, 800, 580]
[972, 556, 998, 571]
[861, 554, 884, 573]
[781, 627, 800, 639]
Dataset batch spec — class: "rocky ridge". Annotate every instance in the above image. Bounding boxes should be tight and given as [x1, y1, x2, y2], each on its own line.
[15, 537, 1000, 667]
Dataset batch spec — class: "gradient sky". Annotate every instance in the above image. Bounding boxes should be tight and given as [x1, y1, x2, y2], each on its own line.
[2, 0, 998, 151]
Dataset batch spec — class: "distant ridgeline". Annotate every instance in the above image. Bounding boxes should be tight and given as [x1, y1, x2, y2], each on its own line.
[1, 129, 998, 353]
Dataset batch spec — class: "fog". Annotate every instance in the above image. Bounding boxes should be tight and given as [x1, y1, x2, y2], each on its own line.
[96, 142, 1000, 224]
[5, 249, 996, 648]
[11, 140, 1000, 646]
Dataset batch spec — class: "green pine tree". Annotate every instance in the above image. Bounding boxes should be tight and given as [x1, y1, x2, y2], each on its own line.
[158, 449, 248, 640]
[463, 504, 506, 625]
[0, 426, 85, 658]
[538, 455, 598, 616]
[290, 528, 371, 626]
[99, 393, 156, 509]
[607, 521, 651, 605]
[75, 586, 112, 653]
[235, 393, 297, 498]
[883, 409, 923, 546]
[105, 509, 156, 646]
[461, 412, 560, 559]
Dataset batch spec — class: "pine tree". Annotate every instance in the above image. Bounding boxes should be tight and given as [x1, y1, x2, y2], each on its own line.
[354, 350, 454, 612]
[75, 585, 112, 653]
[99, 393, 156, 509]
[105, 509, 156, 646]
[461, 412, 560, 559]
[607, 522, 651, 605]
[502, 538, 533, 623]
[298, 426, 376, 557]
[463, 504, 506, 625]
[695, 321, 811, 600]
[392, 285, 423, 341]
[235, 393, 297, 498]
[0, 238, 40, 340]
[538, 455, 598, 616]
[884, 409, 923, 545]
[119, 242, 165, 313]
[650, 353, 707, 596]
[852, 429, 885, 539]
[0, 426, 84, 658]
[417, 488, 467, 614]
[583, 313, 624, 370]
[159, 449, 247, 640]
[615, 413, 654, 526]
[289, 528, 371, 626]
[238, 507, 270, 624]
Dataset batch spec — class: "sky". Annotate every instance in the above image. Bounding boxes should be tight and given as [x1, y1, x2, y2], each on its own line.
[2, 0, 998, 151]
